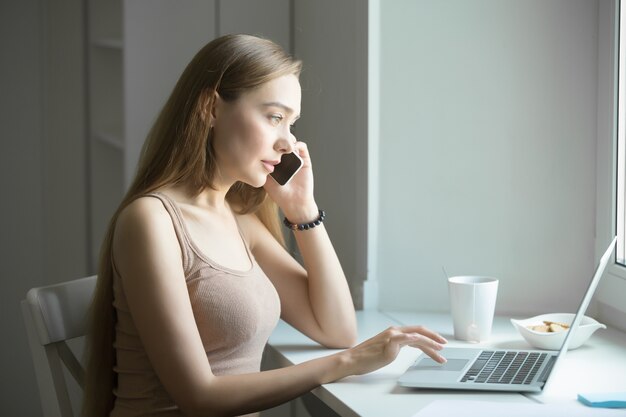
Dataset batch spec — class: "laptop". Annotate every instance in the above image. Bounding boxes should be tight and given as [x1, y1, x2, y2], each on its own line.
[398, 237, 617, 393]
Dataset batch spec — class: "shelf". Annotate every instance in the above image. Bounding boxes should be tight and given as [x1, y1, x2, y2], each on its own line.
[93, 130, 124, 151]
[87, 0, 124, 270]
[91, 38, 123, 50]
[89, 138, 124, 267]
[89, 0, 122, 42]
[89, 46, 123, 151]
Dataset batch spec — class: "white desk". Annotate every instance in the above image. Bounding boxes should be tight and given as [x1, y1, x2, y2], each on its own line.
[265, 310, 626, 417]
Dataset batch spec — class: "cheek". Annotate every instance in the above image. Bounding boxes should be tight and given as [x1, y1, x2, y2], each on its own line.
[215, 105, 273, 158]
[233, 117, 270, 151]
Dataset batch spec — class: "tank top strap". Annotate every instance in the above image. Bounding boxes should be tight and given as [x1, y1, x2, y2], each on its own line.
[143, 192, 194, 273]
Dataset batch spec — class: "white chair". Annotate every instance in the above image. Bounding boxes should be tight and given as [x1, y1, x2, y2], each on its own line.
[21, 275, 97, 417]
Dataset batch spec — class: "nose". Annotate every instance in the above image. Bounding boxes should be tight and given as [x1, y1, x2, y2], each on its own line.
[275, 132, 296, 154]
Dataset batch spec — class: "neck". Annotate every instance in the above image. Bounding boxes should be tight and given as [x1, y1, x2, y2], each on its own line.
[194, 187, 230, 211]
[163, 181, 232, 213]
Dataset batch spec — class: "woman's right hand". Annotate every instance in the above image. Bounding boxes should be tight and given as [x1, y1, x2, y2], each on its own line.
[340, 325, 447, 376]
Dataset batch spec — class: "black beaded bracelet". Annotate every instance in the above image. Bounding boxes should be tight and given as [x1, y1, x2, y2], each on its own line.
[283, 210, 326, 231]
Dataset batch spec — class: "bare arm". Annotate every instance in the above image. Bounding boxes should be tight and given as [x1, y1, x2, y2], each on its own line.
[113, 197, 446, 417]
[292, 223, 357, 346]
[260, 141, 357, 348]
[178, 325, 444, 417]
[240, 212, 357, 348]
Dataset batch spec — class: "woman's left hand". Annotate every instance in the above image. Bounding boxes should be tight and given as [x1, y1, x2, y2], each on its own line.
[264, 139, 319, 223]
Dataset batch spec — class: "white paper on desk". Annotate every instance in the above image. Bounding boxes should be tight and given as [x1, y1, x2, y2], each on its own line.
[412, 400, 626, 417]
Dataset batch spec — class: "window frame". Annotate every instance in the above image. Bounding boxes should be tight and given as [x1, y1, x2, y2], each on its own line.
[614, 0, 626, 273]
[595, 0, 626, 324]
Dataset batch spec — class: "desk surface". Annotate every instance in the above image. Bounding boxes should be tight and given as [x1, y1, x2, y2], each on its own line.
[266, 310, 626, 417]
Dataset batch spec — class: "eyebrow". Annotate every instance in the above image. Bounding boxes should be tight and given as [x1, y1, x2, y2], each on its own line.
[262, 102, 300, 121]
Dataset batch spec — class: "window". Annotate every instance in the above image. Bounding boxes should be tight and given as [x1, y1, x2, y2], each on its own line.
[618, 0, 626, 266]
[619, 110, 625, 266]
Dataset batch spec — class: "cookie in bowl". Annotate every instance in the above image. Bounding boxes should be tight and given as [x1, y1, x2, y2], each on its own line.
[510, 313, 606, 350]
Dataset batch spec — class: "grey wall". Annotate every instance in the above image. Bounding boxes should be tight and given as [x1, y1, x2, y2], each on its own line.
[376, 0, 600, 315]
[123, 0, 293, 189]
[0, 0, 360, 416]
[1, 0, 88, 415]
[293, 0, 369, 308]
[0, 1, 45, 415]
[123, 0, 216, 188]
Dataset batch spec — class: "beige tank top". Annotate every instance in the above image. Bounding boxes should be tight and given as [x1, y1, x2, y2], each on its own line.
[110, 192, 281, 417]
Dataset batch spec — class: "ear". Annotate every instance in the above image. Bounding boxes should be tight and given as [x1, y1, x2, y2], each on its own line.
[200, 89, 221, 125]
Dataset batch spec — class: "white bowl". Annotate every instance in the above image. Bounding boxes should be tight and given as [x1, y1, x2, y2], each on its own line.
[510, 313, 606, 350]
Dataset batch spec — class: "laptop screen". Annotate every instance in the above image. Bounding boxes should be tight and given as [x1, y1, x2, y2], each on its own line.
[556, 237, 616, 358]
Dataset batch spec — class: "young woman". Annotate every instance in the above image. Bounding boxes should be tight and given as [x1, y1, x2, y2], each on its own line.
[83, 34, 447, 417]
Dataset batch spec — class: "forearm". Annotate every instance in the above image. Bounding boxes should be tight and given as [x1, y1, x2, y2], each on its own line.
[189, 351, 350, 417]
[293, 223, 357, 347]
[176, 322, 448, 417]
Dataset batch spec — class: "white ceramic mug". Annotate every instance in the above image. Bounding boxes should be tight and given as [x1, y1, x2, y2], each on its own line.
[448, 276, 499, 342]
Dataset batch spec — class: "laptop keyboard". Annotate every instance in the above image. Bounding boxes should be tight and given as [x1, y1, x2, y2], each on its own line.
[460, 351, 548, 384]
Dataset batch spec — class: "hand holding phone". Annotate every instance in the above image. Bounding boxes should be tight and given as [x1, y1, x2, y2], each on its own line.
[270, 152, 303, 186]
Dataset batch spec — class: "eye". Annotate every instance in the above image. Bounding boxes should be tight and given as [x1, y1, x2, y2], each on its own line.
[269, 114, 283, 125]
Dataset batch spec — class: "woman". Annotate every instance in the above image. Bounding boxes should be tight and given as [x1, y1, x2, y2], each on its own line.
[83, 34, 447, 417]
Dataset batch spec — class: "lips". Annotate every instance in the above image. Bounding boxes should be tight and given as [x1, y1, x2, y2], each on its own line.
[262, 160, 279, 173]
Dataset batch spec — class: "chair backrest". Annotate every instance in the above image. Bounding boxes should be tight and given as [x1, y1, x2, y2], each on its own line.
[21, 275, 97, 417]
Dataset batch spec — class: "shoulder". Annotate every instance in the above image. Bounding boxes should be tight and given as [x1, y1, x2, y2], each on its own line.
[116, 196, 172, 234]
[112, 196, 186, 287]
[114, 196, 179, 257]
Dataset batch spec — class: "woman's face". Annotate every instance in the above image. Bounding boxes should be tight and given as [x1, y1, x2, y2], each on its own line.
[211, 73, 301, 188]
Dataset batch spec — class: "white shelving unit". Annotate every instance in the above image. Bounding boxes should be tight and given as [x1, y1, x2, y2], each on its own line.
[85, 0, 293, 269]
[87, 0, 125, 268]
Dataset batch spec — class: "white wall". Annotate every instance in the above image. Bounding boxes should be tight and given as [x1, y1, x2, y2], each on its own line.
[377, 0, 599, 315]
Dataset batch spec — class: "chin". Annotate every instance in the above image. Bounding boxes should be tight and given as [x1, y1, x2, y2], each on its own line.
[242, 174, 268, 189]
[256, 176, 271, 188]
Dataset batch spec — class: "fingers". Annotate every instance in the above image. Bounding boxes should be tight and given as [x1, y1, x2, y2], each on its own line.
[293, 140, 311, 162]
[263, 173, 281, 191]
[417, 347, 447, 364]
[399, 325, 448, 344]
[406, 336, 447, 364]
[385, 326, 448, 364]
[400, 333, 447, 361]
[348, 325, 448, 375]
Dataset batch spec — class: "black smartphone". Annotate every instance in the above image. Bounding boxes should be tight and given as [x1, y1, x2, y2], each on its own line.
[270, 152, 303, 186]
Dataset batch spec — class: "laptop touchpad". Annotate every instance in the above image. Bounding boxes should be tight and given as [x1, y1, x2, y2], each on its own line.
[414, 358, 468, 371]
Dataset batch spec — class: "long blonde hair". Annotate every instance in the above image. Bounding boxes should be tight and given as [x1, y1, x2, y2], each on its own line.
[82, 34, 302, 417]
